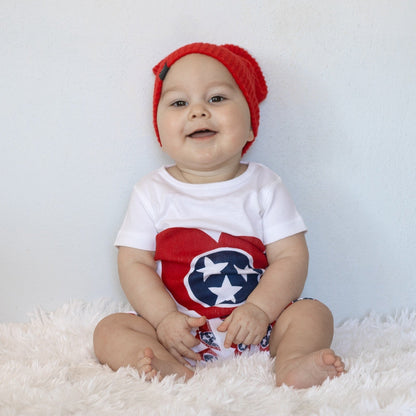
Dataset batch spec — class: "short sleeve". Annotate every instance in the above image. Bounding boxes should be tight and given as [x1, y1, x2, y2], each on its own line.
[114, 186, 157, 251]
[261, 178, 307, 245]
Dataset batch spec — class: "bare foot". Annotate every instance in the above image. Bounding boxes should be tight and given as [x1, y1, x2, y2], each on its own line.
[275, 348, 345, 389]
[136, 347, 195, 381]
[136, 347, 159, 380]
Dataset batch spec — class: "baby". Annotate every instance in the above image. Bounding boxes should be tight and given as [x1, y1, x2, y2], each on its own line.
[93, 42, 345, 388]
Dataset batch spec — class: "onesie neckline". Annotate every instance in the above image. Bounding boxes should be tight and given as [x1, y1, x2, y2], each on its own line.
[159, 162, 255, 191]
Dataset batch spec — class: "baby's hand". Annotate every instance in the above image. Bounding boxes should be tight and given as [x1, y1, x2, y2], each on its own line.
[217, 303, 269, 348]
[156, 311, 206, 364]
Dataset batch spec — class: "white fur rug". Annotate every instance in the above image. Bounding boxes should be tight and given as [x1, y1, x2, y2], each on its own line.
[1, 300, 416, 416]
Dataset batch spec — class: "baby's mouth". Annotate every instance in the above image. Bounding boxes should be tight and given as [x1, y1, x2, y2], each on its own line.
[188, 129, 217, 139]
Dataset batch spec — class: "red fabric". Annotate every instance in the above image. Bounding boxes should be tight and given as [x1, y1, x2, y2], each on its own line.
[155, 228, 268, 318]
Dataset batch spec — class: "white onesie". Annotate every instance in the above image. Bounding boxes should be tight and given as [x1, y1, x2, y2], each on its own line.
[116, 162, 307, 361]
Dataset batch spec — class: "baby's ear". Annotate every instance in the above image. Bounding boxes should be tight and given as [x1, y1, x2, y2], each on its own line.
[247, 128, 255, 142]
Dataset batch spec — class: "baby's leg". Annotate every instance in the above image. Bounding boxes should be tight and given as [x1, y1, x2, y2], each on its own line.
[93, 313, 194, 380]
[270, 299, 345, 389]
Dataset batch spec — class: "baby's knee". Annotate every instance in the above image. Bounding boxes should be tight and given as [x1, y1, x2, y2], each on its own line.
[278, 299, 334, 330]
[295, 299, 333, 322]
[298, 300, 335, 337]
[311, 300, 333, 322]
[93, 313, 125, 359]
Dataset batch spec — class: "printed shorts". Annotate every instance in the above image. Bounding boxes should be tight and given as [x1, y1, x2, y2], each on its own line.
[189, 316, 272, 364]
[128, 297, 315, 365]
[189, 297, 315, 364]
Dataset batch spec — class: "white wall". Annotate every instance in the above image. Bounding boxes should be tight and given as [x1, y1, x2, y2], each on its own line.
[1, 0, 415, 324]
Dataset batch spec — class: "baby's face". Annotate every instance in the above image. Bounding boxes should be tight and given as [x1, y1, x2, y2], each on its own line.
[156, 54, 254, 173]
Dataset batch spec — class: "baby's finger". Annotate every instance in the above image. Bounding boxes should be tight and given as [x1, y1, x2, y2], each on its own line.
[181, 331, 201, 348]
[176, 343, 202, 362]
[251, 334, 264, 345]
[164, 335, 200, 361]
[168, 346, 189, 365]
[217, 317, 230, 332]
[186, 315, 206, 329]
[224, 323, 241, 348]
[241, 332, 260, 346]
[232, 327, 250, 346]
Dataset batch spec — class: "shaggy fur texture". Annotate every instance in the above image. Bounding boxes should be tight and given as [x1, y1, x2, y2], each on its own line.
[1, 300, 416, 416]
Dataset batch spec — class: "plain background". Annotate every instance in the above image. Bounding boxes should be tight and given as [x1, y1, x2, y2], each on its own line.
[1, 0, 415, 324]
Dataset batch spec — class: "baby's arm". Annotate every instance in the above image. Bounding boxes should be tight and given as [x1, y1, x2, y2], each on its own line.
[248, 232, 309, 321]
[218, 232, 308, 347]
[118, 246, 204, 363]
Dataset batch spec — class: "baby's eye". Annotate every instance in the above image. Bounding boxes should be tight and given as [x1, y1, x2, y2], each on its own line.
[171, 100, 187, 107]
[209, 95, 225, 103]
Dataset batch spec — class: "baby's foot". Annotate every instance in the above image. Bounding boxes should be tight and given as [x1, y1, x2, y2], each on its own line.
[137, 347, 159, 381]
[136, 347, 195, 381]
[275, 348, 345, 389]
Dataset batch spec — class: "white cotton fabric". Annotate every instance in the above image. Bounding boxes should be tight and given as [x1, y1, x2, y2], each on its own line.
[115, 162, 306, 250]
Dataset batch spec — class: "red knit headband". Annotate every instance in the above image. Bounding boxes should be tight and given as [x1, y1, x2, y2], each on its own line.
[152, 42, 268, 154]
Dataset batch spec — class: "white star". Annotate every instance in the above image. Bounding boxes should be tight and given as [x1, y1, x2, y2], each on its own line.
[208, 276, 242, 305]
[197, 257, 228, 282]
[233, 264, 255, 282]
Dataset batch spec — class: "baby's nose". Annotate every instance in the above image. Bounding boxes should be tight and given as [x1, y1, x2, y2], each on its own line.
[189, 104, 210, 119]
